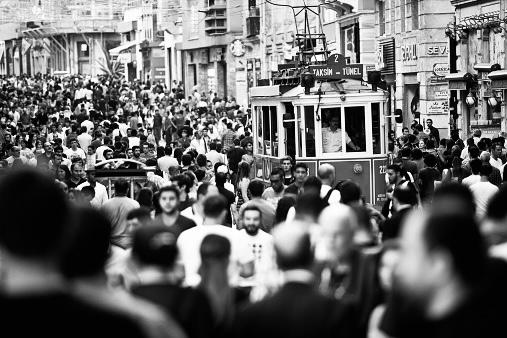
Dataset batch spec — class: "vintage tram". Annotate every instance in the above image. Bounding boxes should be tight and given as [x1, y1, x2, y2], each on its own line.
[250, 76, 390, 207]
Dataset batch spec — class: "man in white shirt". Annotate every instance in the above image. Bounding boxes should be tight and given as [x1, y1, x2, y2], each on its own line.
[77, 170, 109, 208]
[322, 116, 360, 153]
[177, 195, 254, 286]
[470, 163, 499, 220]
[157, 146, 179, 173]
[317, 163, 341, 204]
[490, 143, 504, 172]
[237, 205, 275, 276]
[64, 138, 86, 161]
[80, 118, 94, 135]
[77, 126, 92, 152]
[462, 159, 482, 187]
[190, 131, 207, 154]
[181, 183, 219, 226]
[205, 141, 227, 167]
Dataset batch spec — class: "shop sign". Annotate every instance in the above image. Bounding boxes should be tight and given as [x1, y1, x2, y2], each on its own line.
[435, 91, 449, 100]
[433, 63, 450, 77]
[449, 81, 467, 90]
[309, 54, 363, 80]
[492, 79, 507, 89]
[401, 43, 418, 62]
[230, 39, 245, 57]
[430, 76, 446, 84]
[427, 45, 449, 56]
[427, 100, 449, 114]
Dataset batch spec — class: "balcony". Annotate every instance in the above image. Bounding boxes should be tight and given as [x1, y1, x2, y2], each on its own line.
[206, 0, 226, 10]
[246, 16, 260, 37]
[205, 18, 227, 35]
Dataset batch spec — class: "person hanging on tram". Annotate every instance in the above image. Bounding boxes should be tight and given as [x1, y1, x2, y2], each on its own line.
[322, 115, 360, 153]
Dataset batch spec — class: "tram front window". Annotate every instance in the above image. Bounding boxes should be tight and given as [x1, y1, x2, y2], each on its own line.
[321, 107, 365, 154]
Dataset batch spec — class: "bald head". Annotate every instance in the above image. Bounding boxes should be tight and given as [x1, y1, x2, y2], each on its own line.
[480, 151, 490, 162]
[318, 163, 335, 184]
[273, 222, 313, 270]
[318, 204, 357, 260]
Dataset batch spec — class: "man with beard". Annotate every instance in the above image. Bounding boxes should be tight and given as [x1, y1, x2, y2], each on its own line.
[380, 210, 507, 338]
[237, 205, 275, 276]
[154, 185, 196, 238]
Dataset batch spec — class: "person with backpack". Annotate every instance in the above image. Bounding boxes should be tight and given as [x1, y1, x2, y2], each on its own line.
[317, 163, 341, 204]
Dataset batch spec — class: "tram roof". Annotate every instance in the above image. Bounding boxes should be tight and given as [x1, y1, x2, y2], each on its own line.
[250, 79, 385, 99]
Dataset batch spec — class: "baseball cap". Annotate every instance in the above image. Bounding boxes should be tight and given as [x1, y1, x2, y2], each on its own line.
[132, 225, 178, 268]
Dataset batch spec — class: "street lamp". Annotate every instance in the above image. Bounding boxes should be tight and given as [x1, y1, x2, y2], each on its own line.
[466, 92, 476, 107]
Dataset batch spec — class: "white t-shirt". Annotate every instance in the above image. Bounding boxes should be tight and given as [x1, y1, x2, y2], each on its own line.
[76, 181, 109, 208]
[470, 181, 498, 219]
[237, 229, 275, 275]
[177, 224, 254, 286]
[320, 185, 341, 204]
[490, 157, 503, 171]
[128, 137, 140, 148]
[157, 155, 179, 173]
[64, 147, 86, 161]
[80, 120, 94, 134]
[462, 174, 481, 187]
[96, 145, 112, 162]
[322, 128, 351, 153]
[181, 206, 204, 226]
[77, 133, 92, 151]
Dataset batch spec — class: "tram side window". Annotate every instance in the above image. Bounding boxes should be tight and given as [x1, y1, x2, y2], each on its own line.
[372, 102, 381, 154]
[321, 106, 364, 154]
[283, 102, 296, 159]
[270, 106, 279, 157]
[344, 106, 366, 152]
[256, 107, 263, 155]
[304, 106, 316, 157]
[258, 106, 278, 156]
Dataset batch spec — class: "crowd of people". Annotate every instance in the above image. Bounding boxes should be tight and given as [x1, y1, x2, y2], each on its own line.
[1, 74, 507, 338]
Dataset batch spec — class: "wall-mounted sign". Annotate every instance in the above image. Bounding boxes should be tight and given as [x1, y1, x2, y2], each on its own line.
[427, 45, 449, 56]
[309, 54, 363, 80]
[427, 100, 449, 114]
[401, 43, 418, 62]
[435, 90, 449, 100]
[433, 63, 450, 77]
[230, 40, 245, 57]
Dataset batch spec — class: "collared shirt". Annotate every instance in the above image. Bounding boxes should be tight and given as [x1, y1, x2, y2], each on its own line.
[322, 128, 351, 153]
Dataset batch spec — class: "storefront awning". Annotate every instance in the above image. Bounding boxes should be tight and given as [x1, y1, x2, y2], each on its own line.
[489, 70, 507, 89]
[109, 40, 137, 56]
[446, 72, 472, 90]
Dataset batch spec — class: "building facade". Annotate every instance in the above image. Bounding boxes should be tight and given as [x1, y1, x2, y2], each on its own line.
[447, 0, 507, 138]
[374, 0, 454, 137]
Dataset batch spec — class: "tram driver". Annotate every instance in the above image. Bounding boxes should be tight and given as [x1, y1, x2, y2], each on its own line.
[322, 115, 360, 153]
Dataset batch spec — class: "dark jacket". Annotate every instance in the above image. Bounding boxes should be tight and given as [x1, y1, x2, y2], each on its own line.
[235, 281, 358, 338]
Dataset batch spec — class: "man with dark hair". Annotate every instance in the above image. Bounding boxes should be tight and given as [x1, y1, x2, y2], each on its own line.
[400, 146, 419, 182]
[131, 225, 214, 338]
[262, 167, 286, 207]
[177, 195, 254, 286]
[227, 138, 245, 183]
[237, 205, 275, 277]
[381, 182, 418, 241]
[77, 169, 109, 208]
[126, 207, 152, 234]
[239, 180, 276, 231]
[214, 172, 235, 227]
[0, 169, 151, 337]
[425, 118, 440, 143]
[339, 180, 362, 206]
[180, 182, 219, 227]
[381, 211, 507, 338]
[417, 154, 441, 202]
[67, 162, 86, 189]
[101, 179, 140, 248]
[171, 174, 194, 211]
[235, 222, 356, 338]
[463, 158, 482, 187]
[153, 185, 196, 237]
[285, 163, 308, 196]
[382, 164, 408, 218]
[157, 146, 178, 174]
[470, 163, 498, 219]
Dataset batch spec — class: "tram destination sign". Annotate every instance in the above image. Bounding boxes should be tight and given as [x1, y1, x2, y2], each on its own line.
[309, 54, 364, 80]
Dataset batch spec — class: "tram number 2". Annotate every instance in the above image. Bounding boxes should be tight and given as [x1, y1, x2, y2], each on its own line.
[379, 165, 387, 175]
